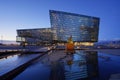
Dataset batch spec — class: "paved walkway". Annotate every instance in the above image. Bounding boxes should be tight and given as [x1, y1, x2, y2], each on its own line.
[29, 47, 50, 53]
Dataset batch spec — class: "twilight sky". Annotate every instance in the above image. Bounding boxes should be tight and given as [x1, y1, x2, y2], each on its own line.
[0, 0, 120, 41]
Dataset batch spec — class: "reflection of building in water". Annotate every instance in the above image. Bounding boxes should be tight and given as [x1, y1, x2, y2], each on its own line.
[64, 51, 98, 80]
[86, 51, 99, 77]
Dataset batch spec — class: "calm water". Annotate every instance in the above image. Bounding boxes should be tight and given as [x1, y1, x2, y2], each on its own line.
[0, 53, 41, 76]
[13, 50, 120, 80]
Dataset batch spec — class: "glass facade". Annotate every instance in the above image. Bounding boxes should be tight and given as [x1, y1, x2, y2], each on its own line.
[16, 10, 100, 45]
[17, 28, 52, 45]
[50, 10, 100, 42]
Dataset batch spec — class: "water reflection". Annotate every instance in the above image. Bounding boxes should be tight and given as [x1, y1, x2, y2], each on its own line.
[0, 53, 40, 76]
[42, 50, 99, 80]
[63, 51, 98, 80]
[0, 54, 20, 60]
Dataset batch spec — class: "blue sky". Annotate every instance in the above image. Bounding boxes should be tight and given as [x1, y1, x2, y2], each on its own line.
[0, 0, 120, 41]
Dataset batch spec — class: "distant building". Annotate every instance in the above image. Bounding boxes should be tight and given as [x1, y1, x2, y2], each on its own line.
[16, 10, 100, 46]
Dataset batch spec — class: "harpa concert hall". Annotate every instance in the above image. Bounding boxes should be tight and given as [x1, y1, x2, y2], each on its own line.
[16, 10, 100, 46]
